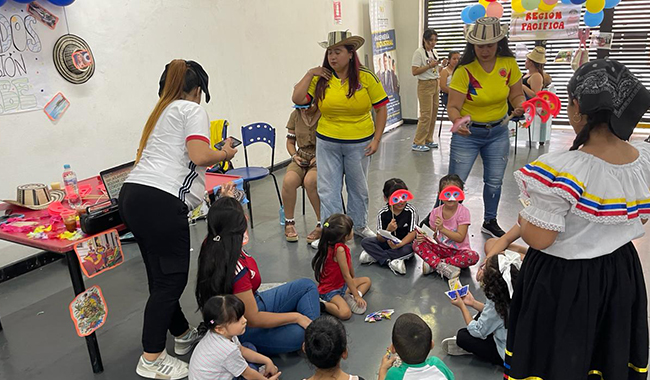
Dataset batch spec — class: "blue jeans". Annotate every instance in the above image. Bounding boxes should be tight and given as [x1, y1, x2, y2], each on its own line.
[316, 137, 371, 228]
[239, 278, 320, 355]
[319, 284, 348, 302]
[448, 124, 510, 221]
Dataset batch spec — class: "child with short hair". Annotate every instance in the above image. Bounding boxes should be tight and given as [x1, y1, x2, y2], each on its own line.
[442, 251, 521, 366]
[378, 313, 454, 380]
[303, 315, 365, 380]
[360, 178, 419, 275]
[413, 174, 479, 279]
[312, 214, 372, 320]
[189, 295, 280, 380]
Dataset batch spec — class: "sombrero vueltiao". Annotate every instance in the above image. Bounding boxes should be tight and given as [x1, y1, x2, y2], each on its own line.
[318, 30, 365, 50]
[3, 184, 65, 211]
[53, 34, 95, 84]
[465, 17, 508, 45]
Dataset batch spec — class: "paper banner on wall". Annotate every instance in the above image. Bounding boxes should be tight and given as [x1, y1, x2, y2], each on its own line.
[369, 0, 403, 131]
[0, 4, 67, 116]
[69, 285, 108, 337]
[73, 229, 124, 278]
[509, 4, 581, 41]
[590, 31, 613, 50]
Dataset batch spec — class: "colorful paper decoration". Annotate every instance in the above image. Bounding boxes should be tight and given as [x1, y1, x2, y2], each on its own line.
[537, 91, 561, 116]
[69, 285, 107, 337]
[522, 96, 553, 128]
[439, 186, 465, 202]
[43, 92, 70, 122]
[389, 190, 414, 206]
[365, 309, 395, 323]
[74, 229, 124, 278]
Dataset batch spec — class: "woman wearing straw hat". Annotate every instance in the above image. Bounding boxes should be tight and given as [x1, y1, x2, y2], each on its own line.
[119, 60, 238, 379]
[447, 17, 525, 238]
[522, 46, 552, 99]
[292, 31, 389, 245]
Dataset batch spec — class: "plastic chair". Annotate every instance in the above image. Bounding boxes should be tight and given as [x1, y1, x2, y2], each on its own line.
[207, 120, 231, 173]
[512, 115, 532, 156]
[227, 123, 282, 228]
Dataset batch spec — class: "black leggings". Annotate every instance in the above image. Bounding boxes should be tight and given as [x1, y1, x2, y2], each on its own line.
[119, 183, 191, 353]
[457, 327, 503, 366]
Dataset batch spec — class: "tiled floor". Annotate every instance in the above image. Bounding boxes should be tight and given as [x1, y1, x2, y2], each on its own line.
[0, 124, 648, 380]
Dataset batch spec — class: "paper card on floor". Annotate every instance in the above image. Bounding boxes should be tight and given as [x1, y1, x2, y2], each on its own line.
[457, 285, 469, 298]
[73, 229, 124, 278]
[444, 285, 469, 300]
[377, 229, 401, 244]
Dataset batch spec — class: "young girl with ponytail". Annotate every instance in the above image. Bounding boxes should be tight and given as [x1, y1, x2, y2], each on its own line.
[195, 197, 320, 356]
[119, 59, 238, 379]
[505, 60, 650, 379]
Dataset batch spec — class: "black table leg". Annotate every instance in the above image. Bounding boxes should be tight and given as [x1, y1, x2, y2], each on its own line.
[65, 251, 104, 374]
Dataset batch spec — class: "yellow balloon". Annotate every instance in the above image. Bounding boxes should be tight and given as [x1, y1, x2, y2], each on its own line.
[586, 0, 605, 13]
[479, 0, 490, 6]
[538, 1, 557, 11]
[512, 0, 526, 13]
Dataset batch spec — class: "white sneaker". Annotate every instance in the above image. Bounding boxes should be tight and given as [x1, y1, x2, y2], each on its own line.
[435, 262, 461, 279]
[354, 226, 376, 239]
[422, 261, 433, 275]
[441, 336, 472, 356]
[174, 326, 200, 356]
[344, 291, 367, 315]
[310, 239, 319, 249]
[388, 259, 406, 275]
[136, 350, 189, 380]
[359, 250, 377, 265]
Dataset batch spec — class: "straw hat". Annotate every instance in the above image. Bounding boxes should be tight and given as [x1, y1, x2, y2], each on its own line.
[53, 34, 95, 85]
[318, 31, 365, 50]
[3, 184, 65, 210]
[527, 46, 547, 64]
[465, 17, 508, 45]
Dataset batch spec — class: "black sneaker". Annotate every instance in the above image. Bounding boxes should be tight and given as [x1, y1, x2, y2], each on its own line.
[481, 219, 505, 238]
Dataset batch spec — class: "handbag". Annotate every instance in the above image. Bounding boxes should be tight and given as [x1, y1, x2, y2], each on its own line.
[80, 199, 123, 235]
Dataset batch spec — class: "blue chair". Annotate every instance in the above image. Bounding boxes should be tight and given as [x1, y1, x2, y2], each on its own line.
[227, 123, 282, 228]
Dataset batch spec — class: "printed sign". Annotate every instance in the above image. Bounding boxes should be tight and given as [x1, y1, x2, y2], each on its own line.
[509, 4, 581, 41]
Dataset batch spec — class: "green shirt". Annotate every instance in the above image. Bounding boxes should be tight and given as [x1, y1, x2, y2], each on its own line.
[386, 356, 454, 380]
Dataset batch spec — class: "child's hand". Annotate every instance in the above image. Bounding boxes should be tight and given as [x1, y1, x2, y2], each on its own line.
[415, 232, 424, 243]
[267, 372, 281, 380]
[462, 291, 476, 308]
[355, 295, 367, 309]
[449, 293, 465, 307]
[263, 361, 279, 376]
[387, 219, 398, 232]
[380, 351, 397, 371]
[434, 217, 443, 231]
[387, 240, 398, 249]
[220, 182, 236, 198]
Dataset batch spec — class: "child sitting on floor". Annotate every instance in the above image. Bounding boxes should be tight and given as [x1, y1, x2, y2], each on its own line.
[442, 251, 521, 366]
[360, 178, 419, 275]
[189, 295, 280, 380]
[476, 224, 528, 282]
[303, 315, 365, 380]
[413, 174, 479, 279]
[312, 214, 372, 320]
[378, 313, 454, 380]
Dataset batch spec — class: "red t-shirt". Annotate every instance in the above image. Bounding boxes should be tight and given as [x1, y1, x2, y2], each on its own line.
[232, 251, 262, 294]
[317, 243, 351, 295]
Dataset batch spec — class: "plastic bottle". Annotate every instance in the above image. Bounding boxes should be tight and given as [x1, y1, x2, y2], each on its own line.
[62, 164, 82, 208]
[279, 205, 285, 226]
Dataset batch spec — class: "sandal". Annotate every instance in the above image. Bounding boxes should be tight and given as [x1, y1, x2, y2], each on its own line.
[306, 224, 322, 244]
[285, 220, 299, 242]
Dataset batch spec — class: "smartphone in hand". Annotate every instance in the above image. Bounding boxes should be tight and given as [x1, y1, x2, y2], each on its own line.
[214, 136, 242, 151]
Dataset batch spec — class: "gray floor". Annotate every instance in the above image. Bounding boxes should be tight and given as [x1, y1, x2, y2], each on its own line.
[1, 124, 649, 380]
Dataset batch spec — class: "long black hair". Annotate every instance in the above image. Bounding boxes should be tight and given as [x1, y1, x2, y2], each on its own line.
[195, 197, 248, 310]
[202, 295, 245, 330]
[304, 315, 348, 369]
[567, 89, 612, 151]
[382, 178, 408, 199]
[457, 38, 515, 69]
[481, 253, 519, 325]
[422, 29, 438, 49]
[312, 214, 353, 282]
[314, 45, 361, 103]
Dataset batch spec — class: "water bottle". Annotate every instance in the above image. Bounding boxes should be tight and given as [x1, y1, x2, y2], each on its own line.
[62, 164, 82, 208]
[279, 205, 285, 226]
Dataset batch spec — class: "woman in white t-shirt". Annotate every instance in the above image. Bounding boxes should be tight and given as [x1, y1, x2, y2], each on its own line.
[118, 59, 238, 380]
[410, 29, 441, 152]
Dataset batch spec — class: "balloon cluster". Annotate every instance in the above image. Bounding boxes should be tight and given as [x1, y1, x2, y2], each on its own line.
[2, 0, 75, 5]
[511, 0, 620, 27]
[461, 0, 504, 24]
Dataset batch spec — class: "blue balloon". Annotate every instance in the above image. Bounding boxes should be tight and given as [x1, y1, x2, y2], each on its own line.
[561, 0, 572, 3]
[570, 0, 586, 4]
[47, 0, 75, 5]
[461, 6, 473, 24]
[584, 10, 604, 26]
[604, 0, 620, 8]
[0, 0, 6, 6]
[468, 4, 486, 22]
[12, 0, 33, 3]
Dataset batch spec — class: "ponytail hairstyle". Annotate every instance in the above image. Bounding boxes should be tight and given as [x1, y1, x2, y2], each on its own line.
[314, 45, 361, 103]
[481, 253, 519, 325]
[135, 59, 201, 164]
[195, 197, 248, 310]
[202, 295, 246, 331]
[567, 89, 613, 151]
[382, 178, 408, 200]
[312, 214, 353, 282]
[304, 315, 348, 369]
[422, 29, 438, 49]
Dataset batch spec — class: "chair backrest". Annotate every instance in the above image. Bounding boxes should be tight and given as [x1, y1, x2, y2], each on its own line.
[240, 122, 276, 170]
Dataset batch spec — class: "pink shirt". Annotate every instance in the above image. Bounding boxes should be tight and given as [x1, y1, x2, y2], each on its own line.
[429, 204, 472, 251]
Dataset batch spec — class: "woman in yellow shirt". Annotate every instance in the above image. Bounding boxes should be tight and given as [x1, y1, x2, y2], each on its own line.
[292, 31, 389, 244]
[447, 17, 525, 238]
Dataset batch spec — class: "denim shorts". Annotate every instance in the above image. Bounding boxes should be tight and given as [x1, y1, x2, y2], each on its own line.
[319, 284, 348, 302]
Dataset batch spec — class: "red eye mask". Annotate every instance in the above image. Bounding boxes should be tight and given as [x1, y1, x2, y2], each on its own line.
[389, 189, 414, 205]
[439, 186, 465, 201]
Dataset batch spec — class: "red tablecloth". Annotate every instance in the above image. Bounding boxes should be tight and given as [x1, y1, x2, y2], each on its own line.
[205, 173, 241, 194]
